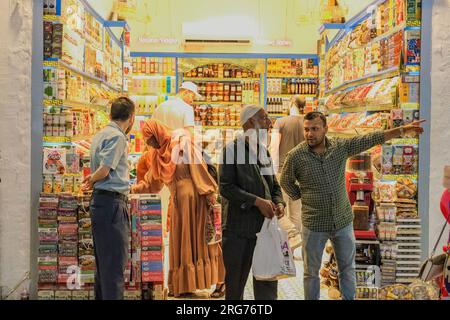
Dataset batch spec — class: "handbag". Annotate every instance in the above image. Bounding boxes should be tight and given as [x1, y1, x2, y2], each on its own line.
[418, 218, 449, 282]
[206, 204, 222, 245]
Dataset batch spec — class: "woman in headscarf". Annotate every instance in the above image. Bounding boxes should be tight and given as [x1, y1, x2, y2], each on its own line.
[132, 119, 225, 298]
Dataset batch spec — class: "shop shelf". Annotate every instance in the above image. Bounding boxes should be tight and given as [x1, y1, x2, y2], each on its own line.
[192, 101, 244, 105]
[327, 128, 381, 137]
[129, 93, 176, 97]
[45, 60, 122, 93]
[43, 15, 60, 22]
[266, 94, 317, 98]
[267, 76, 318, 79]
[43, 135, 92, 143]
[388, 138, 419, 146]
[325, 67, 400, 96]
[268, 113, 288, 118]
[202, 126, 241, 129]
[183, 77, 260, 82]
[43, 99, 109, 110]
[381, 174, 418, 182]
[326, 104, 396, 114]
[132, 75, 176, 79]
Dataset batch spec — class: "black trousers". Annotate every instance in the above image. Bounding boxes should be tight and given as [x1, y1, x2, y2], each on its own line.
[222, 231, 278, 300]
[90, 193, 129, 300]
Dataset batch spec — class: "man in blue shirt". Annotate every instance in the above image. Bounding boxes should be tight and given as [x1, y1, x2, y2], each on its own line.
[82, 97, 135, 300]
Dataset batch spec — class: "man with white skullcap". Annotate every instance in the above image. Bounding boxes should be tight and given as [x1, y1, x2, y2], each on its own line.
[152, 81, 202, 136]
[219, 105, 286, 300]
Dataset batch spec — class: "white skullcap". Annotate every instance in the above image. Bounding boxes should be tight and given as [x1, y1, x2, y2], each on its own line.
[240, 105, 264, 126]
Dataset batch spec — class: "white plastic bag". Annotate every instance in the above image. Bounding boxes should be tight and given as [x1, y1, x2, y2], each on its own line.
[252, 218, 296, 281]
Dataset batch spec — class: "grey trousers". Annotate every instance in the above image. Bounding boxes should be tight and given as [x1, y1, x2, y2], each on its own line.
[223, 231, 278, 300]
[90, 194, 129, 300]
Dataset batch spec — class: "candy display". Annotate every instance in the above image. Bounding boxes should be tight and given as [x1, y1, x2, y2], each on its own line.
[267, 78, 318, 95]
[185, 63, 258, 79]
[325, 77, 399, 111]
[131, 57, 176, 76]
[194, 104, 242, 127]
[267, 58, 318, 77]
[378, 284, 413, 300]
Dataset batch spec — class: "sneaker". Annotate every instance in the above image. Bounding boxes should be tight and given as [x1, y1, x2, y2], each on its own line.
[288, 234, 302, 251]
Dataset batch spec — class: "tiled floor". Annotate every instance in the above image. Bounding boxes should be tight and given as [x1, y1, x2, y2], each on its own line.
[165, 239, 330, 300]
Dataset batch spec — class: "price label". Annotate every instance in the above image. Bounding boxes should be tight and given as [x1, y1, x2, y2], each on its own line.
[43, 15, 60, 22]
[401, 103, 420, 110]
[390, 138, 419, 145]
[44, 99, 63, 106]
[381, 174, 418, 182]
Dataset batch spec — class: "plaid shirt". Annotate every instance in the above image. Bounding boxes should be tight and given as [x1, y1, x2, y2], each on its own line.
[280, 132, 385, 232]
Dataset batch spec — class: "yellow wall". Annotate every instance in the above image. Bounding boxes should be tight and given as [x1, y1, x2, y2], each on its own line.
[87, 0, 374, 54]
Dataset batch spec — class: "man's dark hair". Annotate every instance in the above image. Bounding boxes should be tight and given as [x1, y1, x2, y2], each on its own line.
[304, 111, 327, 127]
[110, 97, 135, 121]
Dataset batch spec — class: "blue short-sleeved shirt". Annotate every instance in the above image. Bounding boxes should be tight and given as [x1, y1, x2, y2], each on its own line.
[90, 121, 130, 195]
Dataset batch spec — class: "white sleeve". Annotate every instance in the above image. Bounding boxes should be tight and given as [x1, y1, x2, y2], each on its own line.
[184, 107, 195, 127]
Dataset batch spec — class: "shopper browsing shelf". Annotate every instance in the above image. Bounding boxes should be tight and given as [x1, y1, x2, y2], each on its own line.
[152, 81, 201, 136]
[132, 120, 225, 298]
[82, 97, 135, 300]
[280, 112, 425, 300]
[270, 96, 306, 253]
[219, 105, 286, 300]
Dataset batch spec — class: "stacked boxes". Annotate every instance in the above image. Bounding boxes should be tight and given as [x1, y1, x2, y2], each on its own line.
[129, 195, 142, 287]
[43, 21, 63, 60]
[78, 195, 95, 285]
[38, 193, 59, 284]
[138, 195, 164, 285]
[57, 195, 78, 285]
[395, 219, 422, 284]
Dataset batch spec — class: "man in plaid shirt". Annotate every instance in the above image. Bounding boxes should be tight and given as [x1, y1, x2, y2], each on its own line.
[280, 112, 424, 300]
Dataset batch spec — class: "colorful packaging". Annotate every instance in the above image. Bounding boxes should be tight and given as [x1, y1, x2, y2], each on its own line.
[63, 176, 74, 193]
[53, 175, 63, 193]
[43, 148, 67, 175]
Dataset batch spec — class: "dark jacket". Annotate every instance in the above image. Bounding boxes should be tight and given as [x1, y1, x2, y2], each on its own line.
[219, 137, 285, 239]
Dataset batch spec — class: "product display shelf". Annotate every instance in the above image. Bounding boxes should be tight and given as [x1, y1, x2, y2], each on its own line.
[266, 94, 317, 98]
[56, 59, 122, 93]
[184, 77, 260, 82]
[43, 135, 93, 144]
[380, 174, 418, 182]
[267, 75, 318, 79]
[325, 67, 400, 96]
[192, 101, 244, 105]
[323, 0, 423, 292]
[132, 75, 176, 79]
[328, 127, 382, 138]
[43, 99, 109, 111]
[267, 113, 288, 118]
[202, 125, 241, 129]
[326, 104, 396, 114]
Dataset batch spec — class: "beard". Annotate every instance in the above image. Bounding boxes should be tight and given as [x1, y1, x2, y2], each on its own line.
[254, 123, 269, 147]
[307, 135, 325, 147]
[125, 123, 133, 135]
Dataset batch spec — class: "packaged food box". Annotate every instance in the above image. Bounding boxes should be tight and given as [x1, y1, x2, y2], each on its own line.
[38, 290, 55, 300]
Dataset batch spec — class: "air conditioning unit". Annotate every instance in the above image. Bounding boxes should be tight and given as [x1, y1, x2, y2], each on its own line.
[182, 38, 252, 46]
